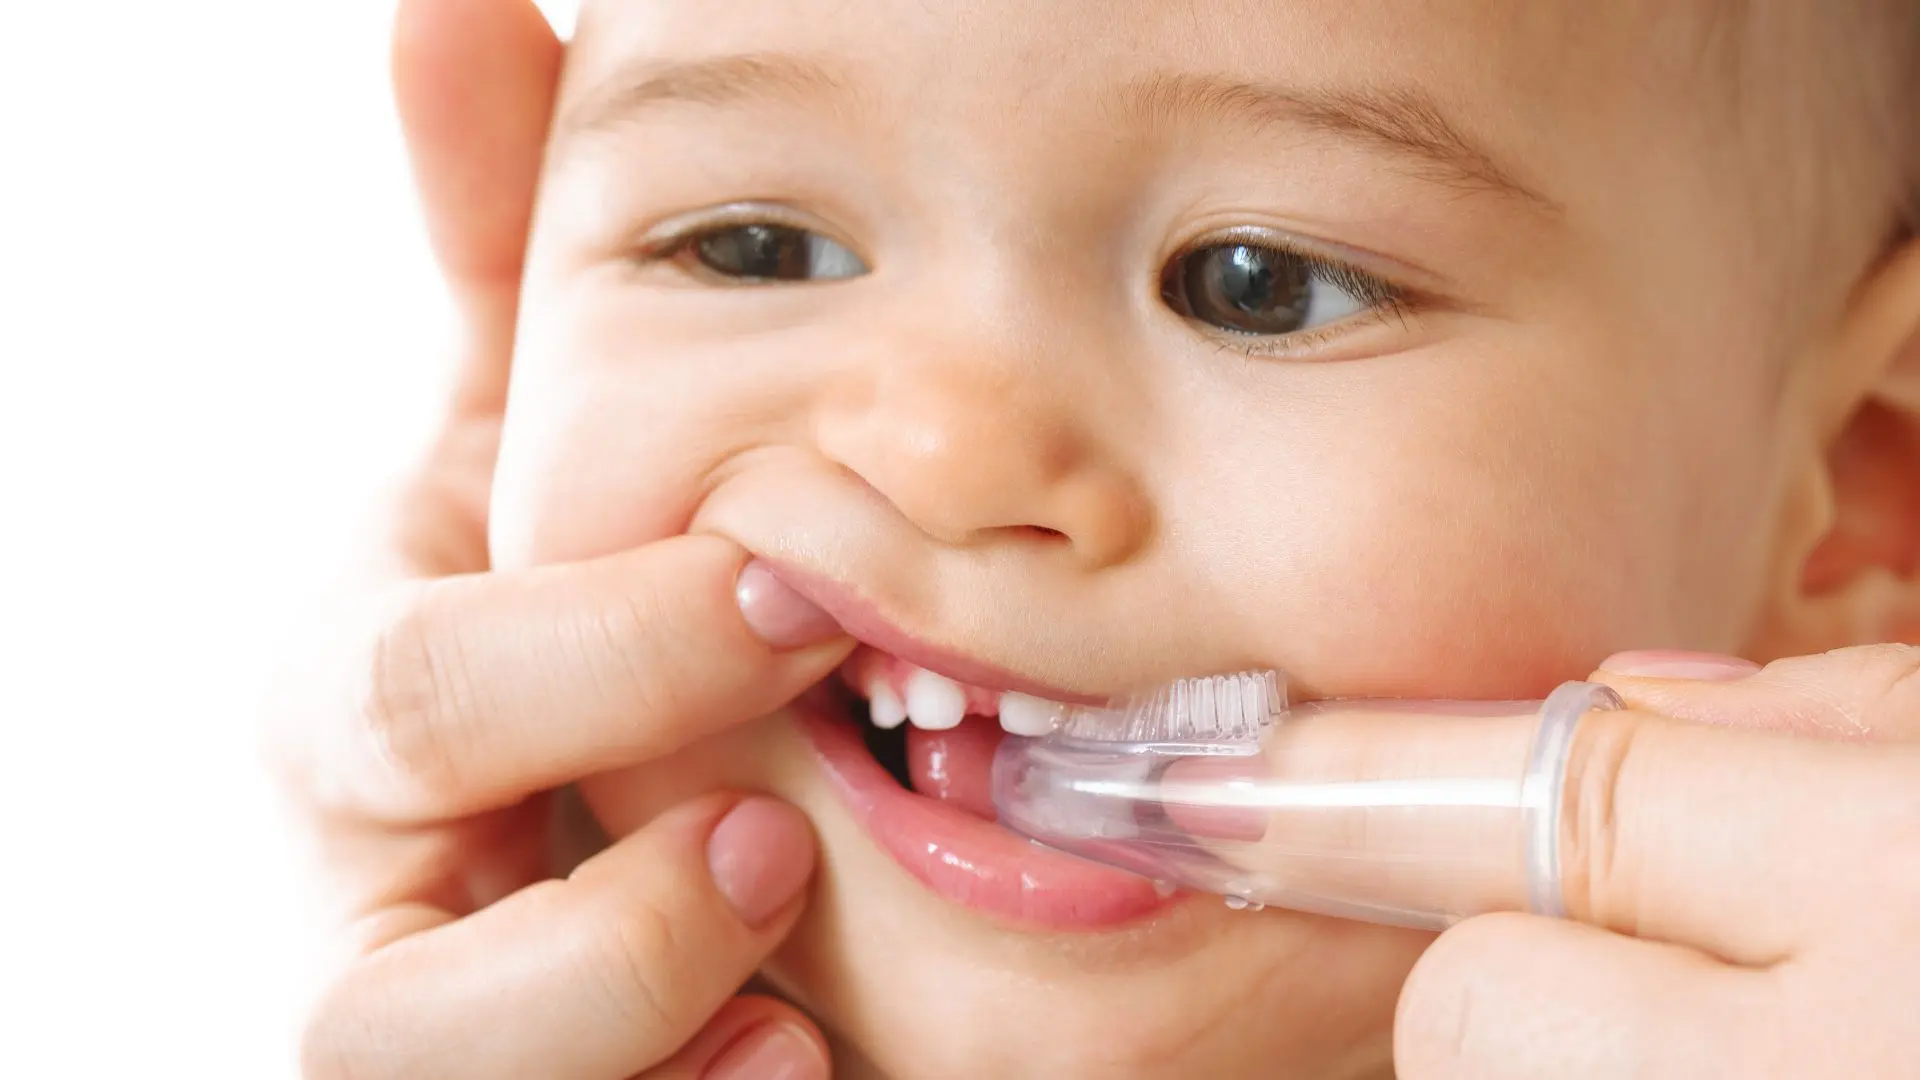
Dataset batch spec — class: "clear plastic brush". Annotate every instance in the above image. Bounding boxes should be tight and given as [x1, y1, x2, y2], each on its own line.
[1047, 670, 1287, 755]
[989, 670, 1624, 929]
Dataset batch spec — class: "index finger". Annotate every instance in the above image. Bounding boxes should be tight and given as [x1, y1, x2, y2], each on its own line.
[270, 535, 852, 825]
[1551, 708, 1916, 963]
[1146, 698, 1916, 964]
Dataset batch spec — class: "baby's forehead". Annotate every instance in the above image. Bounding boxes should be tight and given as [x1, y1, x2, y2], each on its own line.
[574, 0, 1674, 90]
[562, 1, 1721, 198]
[561, 0, 1904, 279]
[569, 0, 1757, 93]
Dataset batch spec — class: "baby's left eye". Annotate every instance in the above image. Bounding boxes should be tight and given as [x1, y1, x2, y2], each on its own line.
[1160, 242, 1396, 337]
[676, 223, 868, 283]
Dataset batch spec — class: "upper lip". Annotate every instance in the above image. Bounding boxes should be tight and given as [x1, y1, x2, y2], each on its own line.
[766, 560, 1108, 706]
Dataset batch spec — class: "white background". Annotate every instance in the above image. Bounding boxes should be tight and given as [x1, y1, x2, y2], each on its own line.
[1, 2, 576, 1075]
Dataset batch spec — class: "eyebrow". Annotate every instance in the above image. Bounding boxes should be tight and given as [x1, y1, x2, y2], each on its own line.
[1121, 73, 1560, 214]
[554, 54, 1559, 214]
[556, 53, 852, 146]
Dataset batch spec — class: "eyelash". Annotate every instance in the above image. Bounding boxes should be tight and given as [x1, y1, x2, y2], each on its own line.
[631, 206, 833, 269]
[631, 211, 1424, 355]
[1165, 232, 1418, 359]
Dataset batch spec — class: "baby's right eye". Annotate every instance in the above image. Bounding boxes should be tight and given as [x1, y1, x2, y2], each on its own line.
[670, 223, 868, 284]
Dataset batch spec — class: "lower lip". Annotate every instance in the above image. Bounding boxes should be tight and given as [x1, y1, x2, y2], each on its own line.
[796, 700, 1178, 931]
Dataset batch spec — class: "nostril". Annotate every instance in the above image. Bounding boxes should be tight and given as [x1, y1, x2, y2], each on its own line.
[1016, 526, 1068, 542]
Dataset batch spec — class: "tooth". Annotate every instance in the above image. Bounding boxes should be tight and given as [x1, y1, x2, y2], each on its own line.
[904, 668, 967, 730]
[998, 692, 1063, 737]
[869, 682, 907, 729]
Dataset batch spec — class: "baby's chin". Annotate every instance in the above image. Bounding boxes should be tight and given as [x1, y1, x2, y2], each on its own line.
[578, 714, 1417, 1080]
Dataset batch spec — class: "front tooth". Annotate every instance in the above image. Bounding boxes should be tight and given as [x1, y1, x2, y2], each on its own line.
[869, 682, 907, 729]
[998, 692, 1063, 737]
[904, 668, 967, 730]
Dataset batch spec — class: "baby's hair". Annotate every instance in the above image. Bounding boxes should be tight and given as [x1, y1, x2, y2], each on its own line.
[1772, 0, 1913, 236]
[1901, 3, 1919, 237]
[1870, 0, 1920, 237]
[1692, 0, 1918, 277]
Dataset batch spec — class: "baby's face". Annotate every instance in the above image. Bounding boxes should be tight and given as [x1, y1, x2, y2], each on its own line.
[491, 1, 1879, 1075]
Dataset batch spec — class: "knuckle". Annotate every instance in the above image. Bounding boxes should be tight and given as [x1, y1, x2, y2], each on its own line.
[1820, 641, 1920, 674]
[1721, 644, 1920, 742]
[599, 587, 700, 725]
[1814, 644, 1920, 732]
[353, 585, 474, 813]
[580, 891, 693, 1050]
[1862, 643, 1920, 710]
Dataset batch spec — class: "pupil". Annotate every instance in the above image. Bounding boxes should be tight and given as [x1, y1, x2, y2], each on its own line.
[1220, 246, 1277, 313]
[1172, 243, 1312, 335]
[699, 224, 807, 280]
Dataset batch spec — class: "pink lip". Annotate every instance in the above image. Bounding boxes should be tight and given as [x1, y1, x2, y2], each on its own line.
[768, 561, 1106, 705]
[796, 697, 1177, 930]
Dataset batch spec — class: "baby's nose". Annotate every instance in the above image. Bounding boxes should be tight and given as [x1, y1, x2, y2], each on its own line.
[816, 347, 1150, 568]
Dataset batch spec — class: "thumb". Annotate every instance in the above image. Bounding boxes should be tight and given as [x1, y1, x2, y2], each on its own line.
[1596, 644, 1920, 741]
[392, 0, 562, 416]
[371, 0, 562, 581]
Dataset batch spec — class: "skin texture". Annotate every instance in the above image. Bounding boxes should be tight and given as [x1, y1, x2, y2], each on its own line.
[278, 0, 1920, 1078]
[276, 5, 844, 1078]
[1387, 646, 1920, 1080]
[483, 1, 1920, 1076]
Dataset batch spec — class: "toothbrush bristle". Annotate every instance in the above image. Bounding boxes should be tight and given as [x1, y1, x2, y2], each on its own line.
[1051, 670, 1285, 755]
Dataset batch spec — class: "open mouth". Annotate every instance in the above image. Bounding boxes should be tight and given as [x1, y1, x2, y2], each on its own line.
[843, 646, 1059, 816]
[794, 640, 1180, 931]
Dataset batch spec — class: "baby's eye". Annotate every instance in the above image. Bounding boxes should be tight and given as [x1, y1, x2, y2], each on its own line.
[1160, 241, 1393, 337]
[678, 223, 867, 283]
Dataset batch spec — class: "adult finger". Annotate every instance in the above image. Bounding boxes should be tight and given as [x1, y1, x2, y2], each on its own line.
[1155, 701, 1563, 925]
[640, 996, 830, 1080]
[391, 0, 561, 415]
[302, 794, 829, 1080]
[1395, 913, 1773, 1080]
[1596, 644, 1920, 740]
[1551, 693, 1920, 964]
[272, 535, 852, 824]
[1164, 697, 1919, 963]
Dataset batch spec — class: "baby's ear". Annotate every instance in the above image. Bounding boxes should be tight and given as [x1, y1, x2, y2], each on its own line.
[1768, 236, 1920, 651]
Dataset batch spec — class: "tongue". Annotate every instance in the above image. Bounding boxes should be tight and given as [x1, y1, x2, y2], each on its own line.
[906, 721, 1005, 820]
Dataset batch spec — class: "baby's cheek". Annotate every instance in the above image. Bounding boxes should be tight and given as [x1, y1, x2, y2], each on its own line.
[490, 290, 788, 569]
[1207, 417, 1697, 699]
[488, 392, 722, 569]
[1247, 551, 1619, 702]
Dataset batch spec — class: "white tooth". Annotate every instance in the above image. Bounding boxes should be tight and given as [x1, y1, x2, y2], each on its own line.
[998, 692, 1064, 737]
[904, 668, 967, 730]
[869, 682, 907, 729]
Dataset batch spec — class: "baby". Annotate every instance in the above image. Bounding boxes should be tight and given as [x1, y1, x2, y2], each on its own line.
[484, 1, 1920, 1076]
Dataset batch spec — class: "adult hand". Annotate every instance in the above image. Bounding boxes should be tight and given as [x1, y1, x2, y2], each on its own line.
[265, 2, 852, 1077]
[1392, 645, 1920, 1079]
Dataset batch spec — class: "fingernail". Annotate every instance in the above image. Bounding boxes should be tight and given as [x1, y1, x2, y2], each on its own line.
[707, 797, 817, 928]
[1599, 650, 1761, 682]
[704, 1021, 828, 1080]
[1158, 758, 1267, 842]
[736, 560, 843, 650]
